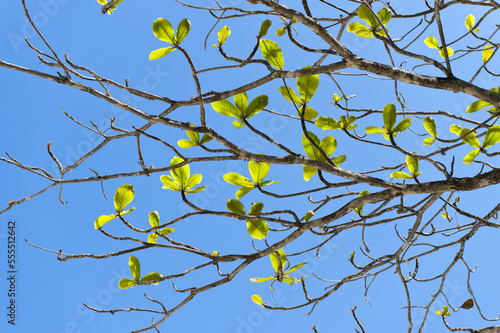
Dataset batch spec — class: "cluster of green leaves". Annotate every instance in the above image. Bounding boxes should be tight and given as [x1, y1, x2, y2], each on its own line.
[424, 36, 454, 59]
[466, 86, 500, 114]
[211, 92, 269, 129]
[390, 154, 422, 180]
[118, 255, 163, 289]
[160, 157, 205, 193]
[450, 124, 500, 164]
[94, 184, 135, 229]
[302, 132, 346, 181]
[435, 305, 451, 317]
[96, 0, 124, 14]
[226, 199, 268, 239]
[316, 115, 357, 131]
[278, 67, 319, 121]
[215, 19, 272, 49]
[347, 4, 391, 38]
[464, 14, 494, 64]
[250, 249, 306, 285]
[423, 117, 437, 146]
[223, 158, 280, 199]
[147, 211, 175, 244]
[354, 190, 370, 215]
[365, 104, 411, 141]
[149, 18, 191, 60]
[177, 127, 213, 148]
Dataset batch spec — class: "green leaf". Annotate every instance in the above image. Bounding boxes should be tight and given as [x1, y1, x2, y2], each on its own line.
[170, 157, 190, 190]
[333, 93, 342, 103]
[149, 211, 160, 227]
[423, 117, 437, 137]
[227, 198, 246, 215]
[439, 47, 454, 59]
[357, 4, 378, 29]
[259, 20, 272, 37]
[249, 202, 264, 215]
[185, 174, 202, 190]
[297, 68, 319, 103]
[304, 210, 314, 222]
[465, 14, 475, 31]
[347, 22, 374, 38]
[303, 165, 318, 181]
[316, 117, 341, 131]
[250, 276, 275, 283]
[246, 220, 269, 239]
[270, 249, 286, 274]
[149, 47, 175, 60]
[424, 36, 439, 49]
[365, 126, 385, 135]
[140, 272, 163, 285]
[186, 129, 199, 144]
[114, 184, 134, 214]
[129, 256, 141, 281]
[260, 180, 280, 186]
[185, 186, 206, 194]
[212, 99, 241, 119]
[319, 136, 337, 158]
[390, 171, 413, 179]
[94, 214, 117, 229]
[200, 134, 213, 145]
[159, 228, 174, 236]
[302, 131, 322, 161]
[147, 233, 158, 244]
[177, 139, 196, 148]
[483, 45, 493, 64]
[245, 95, 269, 119]
[223, 172, 254, 187]
[260, 39, 284, 70]
[406, 154, 420, 177]
[423, 137, 436, 146]
[118, 278, 137, 289]
[354, 190, 369, 215]
[234, 92, 248, 115]
[459, 128, 481, 148]
[251, 294, 265, 307]
[176, 18, 191, 44]
[232, 120, 245, 129]
[160, 175, 180, 191]
[393, 117, 411, 135]
[284, 262, 306, 274]
[467, 100, 491, 113]
[235, 186, 255, 200]
[282, 276, 296, 285]
[152, 18, 176, 44]
[377, 8, 392, 25]
[331, 155, 346, 166]
[383, 104, 397, 131]
[276, 27, 287, 37]
[450, 124, 463, 135]
[299, 106, 318, 121]
[249, 160, 270, 185]
[278, 86, 302, 104]
[483, 125, 500, 149]
[217, 26, 231, 46]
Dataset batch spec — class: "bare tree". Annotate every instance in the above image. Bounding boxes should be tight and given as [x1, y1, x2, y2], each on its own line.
[1, 0, 500, 332]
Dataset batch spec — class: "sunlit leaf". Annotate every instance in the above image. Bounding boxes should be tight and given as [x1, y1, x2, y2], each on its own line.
[249, 202, 264, 215]
[152, 18, 176, 44]
[170, 157, 190, 190]
[377, 7, 392, 25]
[251, 294, 265, 307]
[302, 131, 321, 161]
[149, 211, 160, 227]
[424, 36, 439, 49]
[297, 68, 319, 103]
[299, 106, 318, 121]
[246, 220, 269, 239]
[149, 47, 175, 60]
[304, 210, 314, 222]
[94, 214, 117, 229]
[303, 165, 318, 181]
[347, 22, 374, 38]
[459, 128, 481, 148]
[467, 100, 491, 113]
[393, 117, 411, 135]
[235, 186, 255, 200]
[114, 184, 134, 214]
[260, 39, 284, 70]
[147, 233, 158, 244]
[185, 174, 202, 190]
[319, 136, 337, 158]
[227, 198, 246, 215]
[316, 117, 341, 131]
[232, 120, 245, 129]
[465, 14, 475, 31]
[250, 276, 275, 283]
[246, 95, 269, 119]
[365, 126, 385, 135]
[270, 249, 286, 274]
[463, 149, 480, 165]
[160, 175, 180, 191]
[423, 137, 436, 146]
[390, 171, 413, 179]
[129, 255, 141, 281]
[276, 27, 287, 37]
[357, 4, 378, 28]
[176, 18, 191, 44]
[278, 86, 302, 104]
[223, 173, 255, 187]
[483, 45, 493, 64]
[383, 104, 397, 131]
[259, 20, 272, 37]
[284, 262, 306, 274]
[140, 272, 163, 285]
[354, 190, 369, 215]
[423, 117, 437, 137]
[450, 124, 463, 135]
[406, 154, 420, 177]
[439, 47, 454, 59]
[200, 134, 213, 145]
[177, 139, 197, 148]
[212, 99, 241, 119]
[118, 278, 137, 289]
[218, 26, 231, 46]
[483, 125, 500, 149]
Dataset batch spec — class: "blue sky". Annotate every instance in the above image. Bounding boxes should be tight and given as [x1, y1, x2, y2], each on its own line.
[1, 1, 500, 333]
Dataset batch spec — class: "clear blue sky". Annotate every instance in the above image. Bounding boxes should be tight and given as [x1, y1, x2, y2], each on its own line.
[1, 1, 499, 333]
